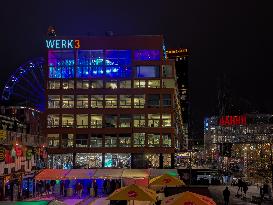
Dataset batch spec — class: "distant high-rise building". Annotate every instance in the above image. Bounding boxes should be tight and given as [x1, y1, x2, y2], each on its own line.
[167, 49, 189, 149]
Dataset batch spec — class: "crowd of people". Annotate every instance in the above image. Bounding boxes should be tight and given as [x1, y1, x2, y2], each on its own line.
[35, 178, 122, 198]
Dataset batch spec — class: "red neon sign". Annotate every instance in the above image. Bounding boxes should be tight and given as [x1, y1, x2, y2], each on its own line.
[219, 115, 246, 126]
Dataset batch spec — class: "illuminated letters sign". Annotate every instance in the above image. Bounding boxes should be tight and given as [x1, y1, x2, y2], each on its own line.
[46, 39, 80, 49]
[219, 115, 247, 126]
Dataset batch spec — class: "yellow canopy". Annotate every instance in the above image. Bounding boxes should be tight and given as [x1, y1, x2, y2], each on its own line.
[108, 184, 157, 202]
[149, 174, 185, 186]
[161, 191, 216, 205]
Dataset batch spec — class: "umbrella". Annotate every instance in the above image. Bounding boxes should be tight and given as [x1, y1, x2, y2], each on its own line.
[108, 184, 157, 202]
[149, 174, 185, 186]
[162, 191, 216, 205]
[48, 200, 66, 205]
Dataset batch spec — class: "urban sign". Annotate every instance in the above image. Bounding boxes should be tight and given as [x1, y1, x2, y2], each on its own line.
[46, 39, 80, 49]
[219, 115, 247, 126]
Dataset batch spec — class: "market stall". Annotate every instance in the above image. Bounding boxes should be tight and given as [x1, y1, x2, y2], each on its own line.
[122, 169, 150, 186]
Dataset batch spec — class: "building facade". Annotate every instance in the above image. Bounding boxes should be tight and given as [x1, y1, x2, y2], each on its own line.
[167, 49, 189, 150]
[45, 35, 183, 169]
[204, 114, 273, 176]
[0, 106, 46, 200]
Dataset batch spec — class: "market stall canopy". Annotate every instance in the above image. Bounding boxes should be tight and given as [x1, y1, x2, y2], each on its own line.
[149, 174, 185, 186]
[122, 169, 150, 179]
[161, 191, 216, 205]
[64, 169, 96, 180]
[150, 169, 178, 178]
[35, 169, 70, 180]
[108, 184, 157, 202]
[93, 168, 124, 179]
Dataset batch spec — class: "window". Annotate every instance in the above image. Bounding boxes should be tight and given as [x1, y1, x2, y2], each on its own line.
[119, 95, 132, 108]
[133, 133, 145, 147]
[76, 114, 88, 128]
[134, 80, 146, 88]
[163, 154, 172, 168]
[61, 134, 74, 148]
[133, 115, 145, 127]
[104, 153, 131, 168]
[162, 79, 175, 88]
[162, 114, 172, 127]
[105, 95, 117, 108]
[90, 80, 103, 88]
[62, 114, 74, 128]
[162, 94, 172, 107]
[135, 66, 160, 78]
[105, 50, 131, 65]
[48, 95, 60, 108]
[147, 133, 160, 147]
[119, 134, 131, 147]
[105, 134, 117, 147]
[145, 154, 159, 168]
[62, 80, 74, 89]
[48, 134, 60, 148]
[162, 134, 172, 147]
[134, 95, 145, 108]
[134, 50, 160, 61]
[62, 95, 74, 108]
[105, 115, 117, 128]
[48, 50, 75, 79]
[162, 65, 173, 77]
[90, 134, 102, 147]
[91, 95, 103, 108]
[148, 80, 160, 88]
[106, 80, 117, 89]
[147, 94, 160, 107]
[47, 114, 60, 128]
[90, 114, 102, 128]
[77, 50, 104, 78]
[77, 80, 89, 89]
[76, 95, 88, 108]
[148, 114, 160, 127]
[120, 80, 131, 88]
[48, 80, 60, 89]
[119, 115, 131, 128]
[75, 153, 102, 168]
[75, 134, 88, 147]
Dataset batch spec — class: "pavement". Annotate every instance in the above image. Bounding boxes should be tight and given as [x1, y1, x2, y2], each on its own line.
[209, 185, 272, 205]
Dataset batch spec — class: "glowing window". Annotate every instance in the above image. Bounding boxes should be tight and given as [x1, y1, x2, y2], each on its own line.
[91, 95, 103, 108]
[48, 134, 60, 147]
[77, 80, 89, 89]
[147, 133, 160, 147]
[119, 95, 132, 108]
[62, 114, 74, 128]
[162, 114, 172, 127]
[61, 134, 74, 148]
[134, 95, 145, 108]
[76, 95, 88, 108]
[105, 95, 117, 108]
[148, 114, 161, 127]
[47, 114, 60, 128]
[62, 95, 74, 108]
[135, 66, 160, 78]
[133, 115, 145, 127]
[48, 80, 60, 89]
[62, 80, 74, 89]
[119, 134, 131, 147]
[119, 115, 131, 128]
[148, 80, 160, 88]
[76, 114, 88, 128]
[90, 115, 103, 128]
[48, 95, 60, 108]
[120, 80, 131, 88]
[133, 133, 145, 147]
[134, 50, 160, 61]
[105, 135, 117, 147]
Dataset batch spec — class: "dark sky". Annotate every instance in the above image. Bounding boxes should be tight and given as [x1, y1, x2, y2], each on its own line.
[1, 0, 273, 138]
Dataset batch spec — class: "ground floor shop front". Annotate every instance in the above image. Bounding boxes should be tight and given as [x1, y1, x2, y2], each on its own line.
[48, 153, 175, 169]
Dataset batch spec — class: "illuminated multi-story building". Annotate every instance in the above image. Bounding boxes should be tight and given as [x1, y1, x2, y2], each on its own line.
[167, 49, 189, 150]
[204, 114, 273, 174]
[45, 35, 182, 169]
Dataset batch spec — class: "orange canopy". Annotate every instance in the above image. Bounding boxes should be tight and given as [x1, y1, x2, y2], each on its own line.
[162, 191, 216, 205]
[35, 169, 70, 181]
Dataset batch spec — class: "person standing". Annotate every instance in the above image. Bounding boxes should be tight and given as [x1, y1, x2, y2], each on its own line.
[223, 187, 230, 205]
[93, 180, 98, 197]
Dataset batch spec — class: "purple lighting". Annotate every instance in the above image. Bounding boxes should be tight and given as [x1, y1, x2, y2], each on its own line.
[134, 50, 161, 61]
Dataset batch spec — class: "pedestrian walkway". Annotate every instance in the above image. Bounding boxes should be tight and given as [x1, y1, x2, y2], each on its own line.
[209, 185, 272, 205]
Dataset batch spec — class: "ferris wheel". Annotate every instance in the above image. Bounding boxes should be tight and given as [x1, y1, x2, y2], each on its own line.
[2, 58, 45, 111]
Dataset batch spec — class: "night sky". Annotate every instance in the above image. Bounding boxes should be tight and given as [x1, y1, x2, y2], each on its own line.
[1, 0, 273, 139]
